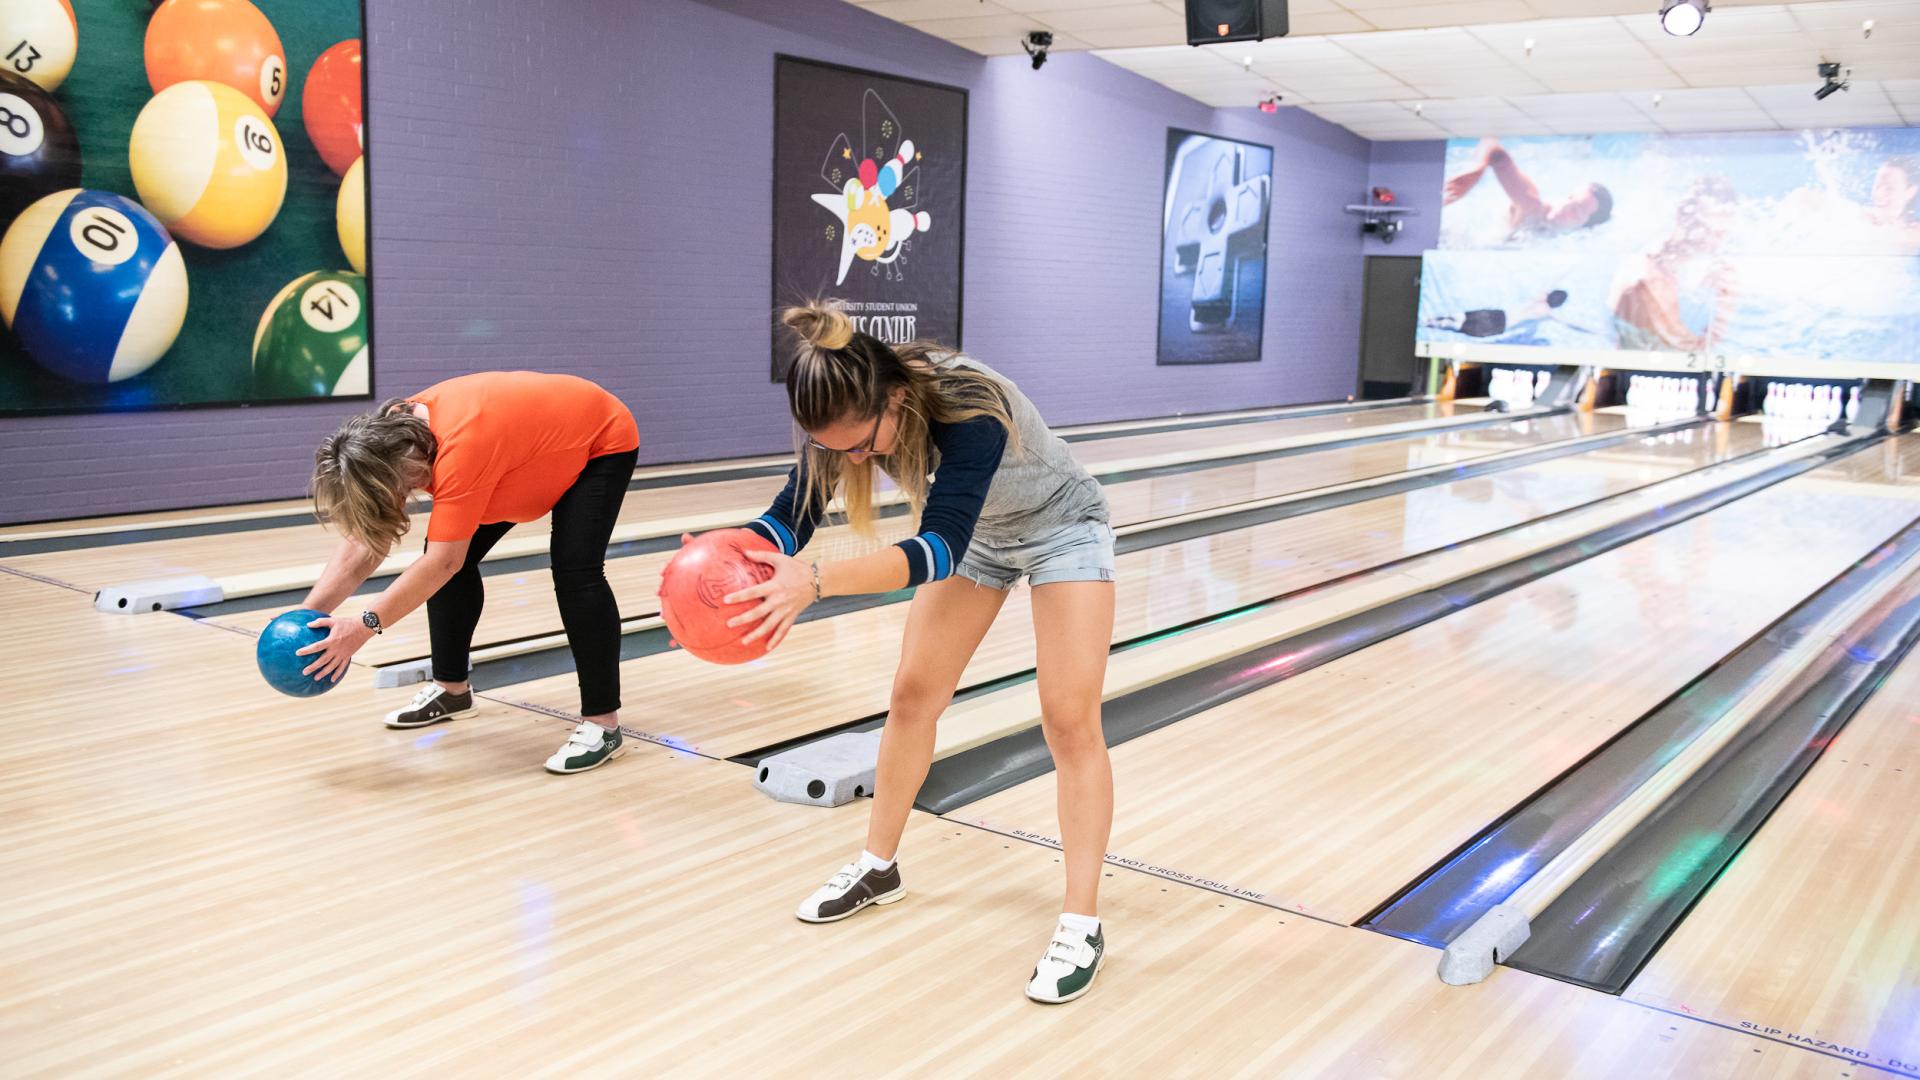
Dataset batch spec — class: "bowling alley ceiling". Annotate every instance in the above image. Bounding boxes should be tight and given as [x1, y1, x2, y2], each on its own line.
[844, 0, 1920, 138]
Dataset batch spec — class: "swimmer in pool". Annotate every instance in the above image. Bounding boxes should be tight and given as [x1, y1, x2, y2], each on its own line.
[1608, 177, 1739, 352]
[1443, 138, 1613, 240]
[1867, 156, 1920, 255]
[1424, 289, 1592, 339]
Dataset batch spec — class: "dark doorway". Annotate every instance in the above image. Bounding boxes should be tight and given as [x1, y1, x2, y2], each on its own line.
[1358, 255, 1423, 400]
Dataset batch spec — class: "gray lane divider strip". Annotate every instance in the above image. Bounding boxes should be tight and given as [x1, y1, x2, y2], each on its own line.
[1366, 514, 1920, 953]
[910, 433, 1879, 816]
[1501, 522, 1920, 994]
[181, 405, 1548, 620]
[711, 417, 1730, 765]
[445, 409, 1609, 693]
[1, 399, 1419, 558]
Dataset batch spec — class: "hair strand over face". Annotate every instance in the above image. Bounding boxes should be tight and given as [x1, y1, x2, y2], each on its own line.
[780, 301, 1017, 534]
[310, 397, 436, 554]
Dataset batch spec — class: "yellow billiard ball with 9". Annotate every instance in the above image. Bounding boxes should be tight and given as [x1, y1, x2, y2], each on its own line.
[129, 79, 287, 249]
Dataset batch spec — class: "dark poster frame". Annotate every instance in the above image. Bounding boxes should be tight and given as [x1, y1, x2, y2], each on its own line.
[769, 54, 966, 382]
[1156, 126, 1273, 367]
[0, 0, 374, 417]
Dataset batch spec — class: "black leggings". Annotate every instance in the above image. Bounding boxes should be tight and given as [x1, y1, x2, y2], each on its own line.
[427, 449, 638, 716]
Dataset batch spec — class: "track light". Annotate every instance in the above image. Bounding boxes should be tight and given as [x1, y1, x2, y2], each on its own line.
[1258, 93, 1281, 113]
[1815, 61, 1849, 100]
[1659, 0, 1707, 36]
[1021, 30, 1052, 70]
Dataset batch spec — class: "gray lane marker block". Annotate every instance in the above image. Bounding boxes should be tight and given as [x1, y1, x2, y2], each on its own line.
[753, 730, 883, 807]
[93, 575, 223, 614]
[373, 659, 434, 689]
[1439, 903, 1531, 986]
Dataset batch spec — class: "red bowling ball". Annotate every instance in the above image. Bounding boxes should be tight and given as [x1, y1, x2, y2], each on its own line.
[659, 529, 779, 665]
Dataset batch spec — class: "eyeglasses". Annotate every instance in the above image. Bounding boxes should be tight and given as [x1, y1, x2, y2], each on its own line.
[806, 409, 886, 455]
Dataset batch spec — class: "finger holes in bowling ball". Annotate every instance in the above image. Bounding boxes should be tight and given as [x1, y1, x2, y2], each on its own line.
[758, 767, 769, 783]
[807, 780, 826, 800]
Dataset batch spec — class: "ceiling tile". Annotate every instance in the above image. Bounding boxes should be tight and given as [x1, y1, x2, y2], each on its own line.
[905, 13, 1048, 36]
[1041, 3, 1179, 31]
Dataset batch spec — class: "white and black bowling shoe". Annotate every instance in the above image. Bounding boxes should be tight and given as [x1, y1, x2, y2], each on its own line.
[384, 685, 477, 729]
[795, 861, 906, 923]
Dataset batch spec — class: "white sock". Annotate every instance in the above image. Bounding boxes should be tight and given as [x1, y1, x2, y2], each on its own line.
[1058, 911, 1101, 936]
[858, 850, 895, 873]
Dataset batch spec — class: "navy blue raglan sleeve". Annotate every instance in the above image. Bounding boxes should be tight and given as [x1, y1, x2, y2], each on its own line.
[744, 465, 823, 555]
[895, 416, 1008, 586]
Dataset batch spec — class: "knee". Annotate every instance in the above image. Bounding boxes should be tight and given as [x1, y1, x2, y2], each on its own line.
[1040, 699, 1105, 759]
[550, 560, 607, 593]
[888, 674, 951, 722]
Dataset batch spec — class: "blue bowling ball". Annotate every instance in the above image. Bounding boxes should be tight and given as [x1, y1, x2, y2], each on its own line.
[256, 608, 336, 698]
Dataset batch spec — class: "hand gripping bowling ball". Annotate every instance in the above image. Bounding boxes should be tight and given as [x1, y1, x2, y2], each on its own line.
[256, 608, 336, 697]
[659, 529, 780, 665]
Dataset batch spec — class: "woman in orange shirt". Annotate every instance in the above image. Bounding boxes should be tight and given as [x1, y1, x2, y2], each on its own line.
[296, 371, 640, 774]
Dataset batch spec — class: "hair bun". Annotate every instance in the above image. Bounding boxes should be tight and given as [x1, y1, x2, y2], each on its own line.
[783, 302, 855, 351]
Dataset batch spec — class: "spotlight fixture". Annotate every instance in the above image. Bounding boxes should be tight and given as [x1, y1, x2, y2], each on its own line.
[1659, 0, 1707, 36]
[1814, 61, 1849, 100]
[1258, 92, 1282, 113]
[1021, 30, 1052, 70]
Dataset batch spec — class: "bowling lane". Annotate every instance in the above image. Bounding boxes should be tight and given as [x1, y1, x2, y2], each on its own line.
[494, 419, 1756, 759]
[211, 409, 1626, 664]
[1, 401, 1482, 593]
[1623, 624, 1920, 1076]
[957, 435, 1920, 926]
[0, 595, 1821, 1080]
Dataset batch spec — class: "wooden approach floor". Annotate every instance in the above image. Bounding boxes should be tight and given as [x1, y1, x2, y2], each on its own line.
[0, 570, 1880, 1078]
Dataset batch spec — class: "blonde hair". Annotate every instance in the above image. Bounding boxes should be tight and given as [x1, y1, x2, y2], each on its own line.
[311, 397, 436, 554]
[782, 302, 1017, 535]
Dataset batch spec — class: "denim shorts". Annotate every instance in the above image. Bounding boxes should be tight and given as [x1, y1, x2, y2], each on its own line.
[956, 520, 1116, 590]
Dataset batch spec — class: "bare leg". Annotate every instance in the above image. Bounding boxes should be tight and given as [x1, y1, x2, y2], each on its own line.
[864, 578, 1009, 860]
[1031, 580, 1116, 916]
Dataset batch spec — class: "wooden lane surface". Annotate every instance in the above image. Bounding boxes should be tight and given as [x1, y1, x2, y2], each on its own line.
[0, 574, 1854, 1076]
[1623, 619, 1920, 1077]
[0, 403, 1470, 593]
[493, 420, 1751, 759]
[209, 410, 1622, 666]
[956, 436, 1920, 928]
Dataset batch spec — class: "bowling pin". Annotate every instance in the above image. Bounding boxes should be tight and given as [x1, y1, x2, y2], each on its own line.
[1847, 385, 1860, 423]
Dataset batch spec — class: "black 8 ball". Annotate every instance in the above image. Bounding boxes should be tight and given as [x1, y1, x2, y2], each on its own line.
[0, 69, 82, 226]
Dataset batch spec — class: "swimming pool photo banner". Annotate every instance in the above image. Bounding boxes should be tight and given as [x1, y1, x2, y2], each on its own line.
[1416, 128, 1920, 369]
[0, 0, 370, 415]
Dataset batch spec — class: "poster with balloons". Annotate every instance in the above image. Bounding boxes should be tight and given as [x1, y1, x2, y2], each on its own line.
[770, 56, 965, 382]
[0, 0, 368, 414]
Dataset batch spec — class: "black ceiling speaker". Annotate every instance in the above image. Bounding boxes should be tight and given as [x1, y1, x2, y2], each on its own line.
[1185, 0, 1289, 45]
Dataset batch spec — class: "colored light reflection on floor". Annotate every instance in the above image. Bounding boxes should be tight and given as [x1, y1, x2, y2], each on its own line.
[514, 880, 555, 1005]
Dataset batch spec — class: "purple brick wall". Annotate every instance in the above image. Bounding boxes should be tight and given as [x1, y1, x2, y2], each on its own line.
[0, 0, 1372, 524]
[1364, 139, 1446, 255]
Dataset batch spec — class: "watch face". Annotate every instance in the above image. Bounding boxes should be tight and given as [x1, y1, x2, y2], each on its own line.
[361, 611, 380, 631]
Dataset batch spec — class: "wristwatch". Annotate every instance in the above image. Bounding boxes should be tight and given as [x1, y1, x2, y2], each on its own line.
[361, 610, 383, 635]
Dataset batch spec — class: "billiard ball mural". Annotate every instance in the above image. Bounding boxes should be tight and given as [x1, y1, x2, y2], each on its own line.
[0, 0, 370, 413]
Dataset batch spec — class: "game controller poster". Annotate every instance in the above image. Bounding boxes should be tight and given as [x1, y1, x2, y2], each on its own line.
[771, 56, 965, 382]
[1158, 129, 1273, 366]
[0, 0, 369, 415]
